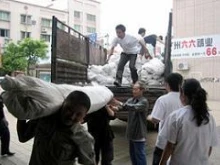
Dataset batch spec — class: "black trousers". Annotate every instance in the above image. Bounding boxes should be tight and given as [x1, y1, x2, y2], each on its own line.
[152, 146, 163, 165]
[94, 139, 113, 165]
[0, 120, 10, 154]
[116, 53, 138, 84]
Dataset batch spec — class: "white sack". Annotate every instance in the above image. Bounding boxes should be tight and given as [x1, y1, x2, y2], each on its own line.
[141, 58, 165, 76]
[87, 54, 165, 86]
[1, 75, 113, 120]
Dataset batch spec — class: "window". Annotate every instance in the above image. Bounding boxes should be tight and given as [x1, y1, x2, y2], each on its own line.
[0, 29, 10, 37]
[0, 11, 10, 21]
[21, 31, 31, 39]
[74, 24, 81, 32]
[87, 14, 96, 22]
[41, 34, 50, 42]
[87, 27, 96, 33]
[20, 15, 32, 24]
[74, 11, 81, 19]
[41, 18, 52, 28]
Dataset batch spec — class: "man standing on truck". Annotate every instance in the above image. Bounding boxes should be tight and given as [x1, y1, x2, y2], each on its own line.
[107, 24, 150, 87]
[144, 34, 164, 56]
[111, 81, 148, 165]
[137, 28, 151, 59]
[147, 73, 183, 165]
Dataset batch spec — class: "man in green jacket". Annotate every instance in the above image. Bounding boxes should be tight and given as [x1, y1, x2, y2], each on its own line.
[111, 81, 148, 165]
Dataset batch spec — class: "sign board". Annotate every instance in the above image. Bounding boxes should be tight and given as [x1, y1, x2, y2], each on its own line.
[171, 35, 220, 59]
[88, 33, 97, 42]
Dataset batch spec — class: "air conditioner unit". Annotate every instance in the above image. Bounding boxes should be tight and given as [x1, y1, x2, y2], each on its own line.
[177, 62, 189, 71]
[41, 28, 47, 33]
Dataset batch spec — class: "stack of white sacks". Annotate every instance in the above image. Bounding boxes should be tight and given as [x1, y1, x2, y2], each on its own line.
[88, 45, 165, 86]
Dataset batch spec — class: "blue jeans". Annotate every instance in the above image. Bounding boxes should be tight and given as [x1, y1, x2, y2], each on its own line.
[129, 141, 147, 165]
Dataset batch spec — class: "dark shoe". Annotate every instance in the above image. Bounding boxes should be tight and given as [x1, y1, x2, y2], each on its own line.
[114, 80, 121, 87]
[1, 152, 15, 156]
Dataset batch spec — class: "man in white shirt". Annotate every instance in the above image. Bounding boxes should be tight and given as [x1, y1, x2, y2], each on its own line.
[147, 73, 183, 165]
[108, 24, 150, 87]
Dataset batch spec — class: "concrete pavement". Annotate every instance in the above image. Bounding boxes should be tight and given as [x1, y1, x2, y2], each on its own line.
[0, 101, 220, 165]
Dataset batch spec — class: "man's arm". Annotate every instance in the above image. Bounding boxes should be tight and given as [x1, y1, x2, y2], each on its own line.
[156, 37, 165, 44]
[74, 128, 96, 165]
[17, 120, 38, 143]
[148, 98, 165, 124]
[139, 41, 150, 56]
[124, 99, 148, 112]
[159, 141, 175, 165]
[209, 147, 212, 157]
[139, 41, 152, 59]
[106, 47, 115, 62]
[147, 115, 160, 124]
[107, 37, 118, 62]
[105, 105, 117, 120]
[109, 46, 115, 56]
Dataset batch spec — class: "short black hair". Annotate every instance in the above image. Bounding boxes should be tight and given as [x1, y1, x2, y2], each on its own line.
[61, 91, 91, 124]
[63, 91, 91, 111]
[158, 35, 163, 40]
[165, 73, 183, 92]
[138, 28, 146, 35]
[115, 24, 126, 32]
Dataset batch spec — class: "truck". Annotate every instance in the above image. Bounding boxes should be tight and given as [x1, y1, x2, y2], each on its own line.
[50, 12, 173, 126]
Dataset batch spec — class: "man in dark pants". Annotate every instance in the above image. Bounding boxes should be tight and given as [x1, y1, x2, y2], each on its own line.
[0, 95, 15, 156]
[84, 106, 116, 165]
[108, 24, 150, 87]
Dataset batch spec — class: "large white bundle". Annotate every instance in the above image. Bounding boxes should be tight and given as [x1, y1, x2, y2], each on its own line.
[108, 54, 120, 64]
[87, 53, 165, 86]
[141, 58, 165, 76]
[148, 79, 161, 86]
[89, 65, 104, 75]
[102, 62, 117, 76]
[1, 75, 113, 120]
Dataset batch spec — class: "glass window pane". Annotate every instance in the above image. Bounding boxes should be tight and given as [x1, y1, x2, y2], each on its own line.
[0, 29, 10, 37]
[87, 27, 96, 33]
[87, 14, 96, 22]
[41, 34, 50, 42]
[0, 11, 10, 21]
[74, 24, 81, 32]
[41, 18, 51, 27]
[74, 11, 81, 18]
[20, 15, 32, 24]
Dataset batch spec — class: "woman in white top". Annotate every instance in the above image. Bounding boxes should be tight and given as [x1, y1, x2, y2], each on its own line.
[159, 78, 218, 165]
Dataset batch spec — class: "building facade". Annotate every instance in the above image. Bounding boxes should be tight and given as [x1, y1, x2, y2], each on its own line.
[172, 0, 220, 100]
[0, 0, 100, 45]
[68, 0, 100, 35]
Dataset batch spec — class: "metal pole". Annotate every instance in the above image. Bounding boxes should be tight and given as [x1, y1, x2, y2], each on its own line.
[164, 11, 173, 78]
[51, 16, 57, 83]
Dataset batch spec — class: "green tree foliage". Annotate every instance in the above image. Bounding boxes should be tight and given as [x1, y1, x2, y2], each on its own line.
[2, 42, 27, 73]
[19, 38, 48, 75]
[2, 38, 48, 75]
